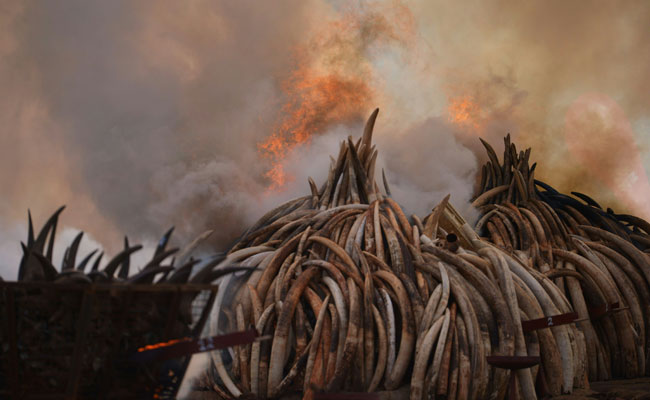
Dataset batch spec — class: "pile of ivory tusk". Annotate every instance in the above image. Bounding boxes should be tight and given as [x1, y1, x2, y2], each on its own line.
[471, 135, 650, 383]
[202, 110, 650, 399]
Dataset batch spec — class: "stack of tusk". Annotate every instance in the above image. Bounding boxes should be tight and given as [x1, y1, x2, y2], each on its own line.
[11, 107, 650, 398]
[471, 134, 650, 386]
[150, 112, 649, 399]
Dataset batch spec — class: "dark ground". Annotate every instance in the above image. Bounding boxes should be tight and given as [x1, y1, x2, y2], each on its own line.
[184, 378, 650, 399]
[553, 378, 650, 400]
[184, 379, 650, 399]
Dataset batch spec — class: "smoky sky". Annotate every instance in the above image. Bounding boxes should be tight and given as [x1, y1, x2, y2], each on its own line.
[1, 0, 649, 278]
[0, 1, 318, 255]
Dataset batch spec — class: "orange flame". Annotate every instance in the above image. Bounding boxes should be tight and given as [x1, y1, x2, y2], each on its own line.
[258, 3, 414, 190]
[137, 337, 191, 352]
[259, 69, 372, 189]
[447, 96, 482, 130]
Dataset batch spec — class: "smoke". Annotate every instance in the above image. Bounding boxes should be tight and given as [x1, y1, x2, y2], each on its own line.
[0, 0, 319, 273]
[565, 93, 650, 217]
[1, 0, 649, 281]
[407, 0, 650, 212]
[375, 117, 479, 222]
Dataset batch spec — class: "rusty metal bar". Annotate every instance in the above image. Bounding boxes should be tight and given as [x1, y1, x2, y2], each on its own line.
[486, 355, 540, 370]
[588, 302, 620, 320]
[131, 329, 260, 363]
[487, 355, 540, 400]
[521, 311, 578, 333]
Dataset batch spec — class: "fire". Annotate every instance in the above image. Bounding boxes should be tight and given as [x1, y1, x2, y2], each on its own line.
[258, 69, 372, 190]
[257, 3, 414, 190]
[447, 96, 482, 130]
[137, 337, 191, 352]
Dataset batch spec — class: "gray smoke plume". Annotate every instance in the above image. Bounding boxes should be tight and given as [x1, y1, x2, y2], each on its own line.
[0, 0, 317, 276]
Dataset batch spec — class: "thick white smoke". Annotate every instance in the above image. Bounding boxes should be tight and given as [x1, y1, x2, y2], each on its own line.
[376, 117, 479, 223]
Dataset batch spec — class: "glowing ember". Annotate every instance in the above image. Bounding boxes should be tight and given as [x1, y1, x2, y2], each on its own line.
[447, 96, 481, 130]
[137, 337, 191, 352]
